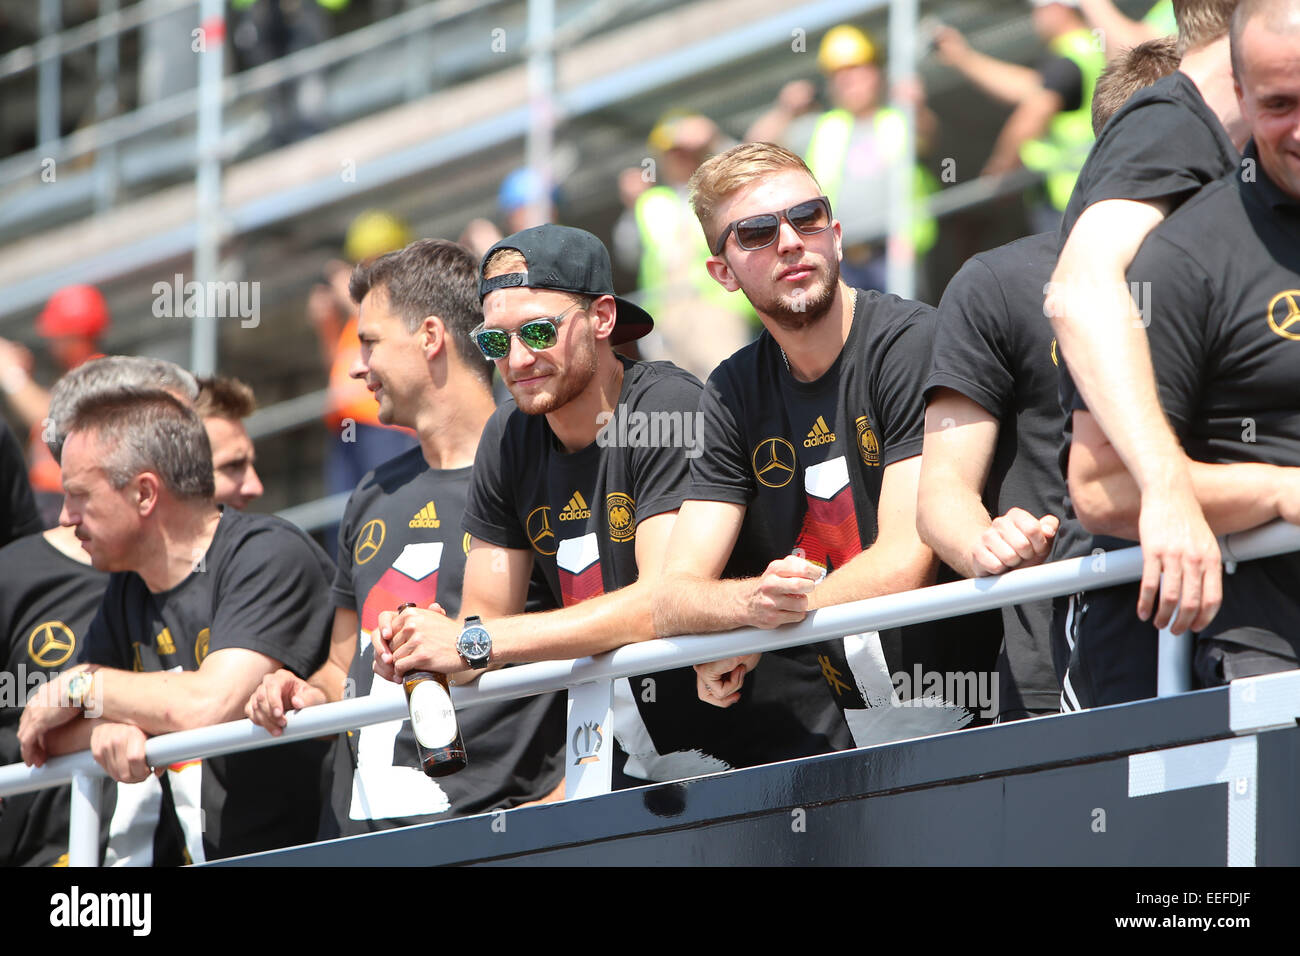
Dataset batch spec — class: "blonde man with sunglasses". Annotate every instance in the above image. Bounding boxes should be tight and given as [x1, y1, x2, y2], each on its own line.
[653, 143, 1002, 745]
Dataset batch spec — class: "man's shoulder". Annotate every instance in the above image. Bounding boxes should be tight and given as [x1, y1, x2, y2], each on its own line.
[857, 288, 935, 345]
[970, 232, 1060, 278]
[363, 445, 428, 487]
[1143, 177, 1239, 257]
[705, 334, 773, 398]
[623, 359, 703, 408]
[212, 509, 331, 572]
[1105, 70, 1198, 125]
[348, 446, 432, 507]
[1093, 71, 1223, 156]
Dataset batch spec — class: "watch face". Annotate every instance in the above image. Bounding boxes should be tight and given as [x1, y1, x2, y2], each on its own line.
[458, 626, 491, 660]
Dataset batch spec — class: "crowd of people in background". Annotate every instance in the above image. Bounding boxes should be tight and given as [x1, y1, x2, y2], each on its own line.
[4, 0, 1299, 866]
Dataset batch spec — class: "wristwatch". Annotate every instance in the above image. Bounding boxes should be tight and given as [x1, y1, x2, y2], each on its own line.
[456, 616, 492, 670]
[66, 671, 94, 711]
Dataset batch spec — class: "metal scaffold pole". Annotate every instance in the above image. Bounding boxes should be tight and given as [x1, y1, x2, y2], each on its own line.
[192, 0, 224, 377]
[525, 0, 556, 228]
[886, 0, 919, 299]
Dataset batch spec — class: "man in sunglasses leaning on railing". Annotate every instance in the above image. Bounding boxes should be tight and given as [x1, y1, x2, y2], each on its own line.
[652, 143, 1003, 744]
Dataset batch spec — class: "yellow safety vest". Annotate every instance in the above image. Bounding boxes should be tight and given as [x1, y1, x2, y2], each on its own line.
[1019, 29, 1106, 212]
[634, 185, 756, 326]
[805, 107, 939, 254]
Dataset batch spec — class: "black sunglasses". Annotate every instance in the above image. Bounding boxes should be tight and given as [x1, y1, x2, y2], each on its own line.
[470, 303, 584, 360]
[711, 196, 833, 256]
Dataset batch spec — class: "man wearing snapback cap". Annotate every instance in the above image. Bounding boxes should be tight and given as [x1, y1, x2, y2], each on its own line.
[373, 225, 854, 786]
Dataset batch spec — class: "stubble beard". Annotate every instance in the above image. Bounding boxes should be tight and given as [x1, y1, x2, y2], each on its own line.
[510, 330, 599, 416]
[756, 257, 840, 333]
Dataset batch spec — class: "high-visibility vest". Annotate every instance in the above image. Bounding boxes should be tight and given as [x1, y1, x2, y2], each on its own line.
[326, 315, 383, 430]
[805, 107, 938, 254]
[1019, 29, 1106, 212]
[634, 185, 756, 326]
[1143, 0, 1176, 38]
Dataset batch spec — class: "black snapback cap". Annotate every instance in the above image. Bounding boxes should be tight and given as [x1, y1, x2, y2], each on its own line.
[478, 224, 654, 346]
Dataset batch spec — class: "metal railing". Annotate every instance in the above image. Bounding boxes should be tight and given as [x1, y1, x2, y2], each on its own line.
[3, 520, 1299, 865]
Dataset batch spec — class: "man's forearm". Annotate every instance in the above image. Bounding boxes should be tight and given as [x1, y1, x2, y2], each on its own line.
[89, 667, 245, 735]
[486, 580, 659, 663]
[917, 487, 992, 579]
[950, 49, 1043, 106]
[808, 541, 937, 610]
[41, 717, 102, 758]
[1076, 458, 1291, 540]
[652, 573, 766, 638]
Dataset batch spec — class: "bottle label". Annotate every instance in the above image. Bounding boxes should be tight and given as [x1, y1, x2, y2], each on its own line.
[409, 680, 457, 749]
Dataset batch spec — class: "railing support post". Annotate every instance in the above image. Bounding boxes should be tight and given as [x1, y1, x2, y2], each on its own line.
[68, 772, 102, 867]
[565, 679, 614, 798]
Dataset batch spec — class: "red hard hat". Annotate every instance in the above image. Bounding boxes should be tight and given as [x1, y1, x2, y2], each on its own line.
[37, 285, 110, 339]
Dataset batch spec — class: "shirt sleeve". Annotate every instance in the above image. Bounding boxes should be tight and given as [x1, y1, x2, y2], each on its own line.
[1074, 99, 1230, 215]
[209, 524, 334, 678]
[926, 256, 1017, 418]
[629, 373, 703, 522]
[330, 488, 359, 611]
[1127, 232, 1214, 437]
[1038, 55, 1084, 113]
[687, 364, 755, 505]
[871, 304, 935, 466]
[0, 422, 42, 547]
[461, 404, 531, 550]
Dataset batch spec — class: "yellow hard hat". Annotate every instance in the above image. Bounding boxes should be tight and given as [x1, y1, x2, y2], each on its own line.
[344, 210, 412, 263]
[818, 24, 876, 72]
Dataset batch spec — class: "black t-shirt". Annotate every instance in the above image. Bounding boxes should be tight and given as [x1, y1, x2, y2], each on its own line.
[1, 421, 42, 548]
[692, 290, 1003, 739]
[324, 448, 565, 837]
[1038, 55, 1084, 114]
[0, 533, 108, 866]
[1131, 148, 1300, 659]
[465, 358, 842, 780]
[1061, 71, 1239, 238]
[85, 508, 334, 864]
[926, 232, 1066, 714]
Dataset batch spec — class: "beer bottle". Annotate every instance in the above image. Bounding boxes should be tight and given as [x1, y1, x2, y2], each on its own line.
[397, 603, 468, 777]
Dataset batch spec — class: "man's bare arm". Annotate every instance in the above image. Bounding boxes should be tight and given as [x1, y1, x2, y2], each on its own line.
[380, 514, 684, 676]
[1049, 198, 1220, 635]
[91, 647, 285, 735]
[1070, 409, 1300, 538]
[983, 89, 1065, 176]
[918, 390, 1058, 578]
[934, 26, 1045, 106]
[653, 499, 821, 637]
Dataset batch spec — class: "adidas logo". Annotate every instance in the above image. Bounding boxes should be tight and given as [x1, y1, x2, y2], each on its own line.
[155, 628, 176, 656]
[559, 491, 592, 521]
[803, 415, 837, 448]
[409, 501, 440, 529]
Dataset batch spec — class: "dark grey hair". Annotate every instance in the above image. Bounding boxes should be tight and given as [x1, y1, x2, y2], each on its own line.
[66, 388, 214, 501]
[47, 355, 199, 460]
